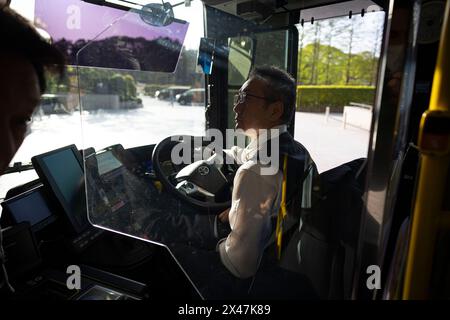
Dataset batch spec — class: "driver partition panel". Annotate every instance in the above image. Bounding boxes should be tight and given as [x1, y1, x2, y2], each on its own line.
[74, 5, 217, 299]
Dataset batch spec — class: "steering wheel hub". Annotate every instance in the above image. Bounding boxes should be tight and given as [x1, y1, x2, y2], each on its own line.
[152, 135, 238, 212]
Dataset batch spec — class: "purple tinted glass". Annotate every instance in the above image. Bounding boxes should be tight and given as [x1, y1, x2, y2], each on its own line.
[35, 0, 189, 72]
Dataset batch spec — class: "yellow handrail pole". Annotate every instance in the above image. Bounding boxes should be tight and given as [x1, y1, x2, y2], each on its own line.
[403, 1, 450, 299]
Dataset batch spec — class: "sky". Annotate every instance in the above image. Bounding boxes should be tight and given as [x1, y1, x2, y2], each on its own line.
[298, 11, 385, 55]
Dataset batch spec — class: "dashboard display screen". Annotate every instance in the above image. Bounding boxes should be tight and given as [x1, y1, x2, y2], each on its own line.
[32, 145, 88, 233]
[96, 151, 123, 176]
[3, 188, 54, 230]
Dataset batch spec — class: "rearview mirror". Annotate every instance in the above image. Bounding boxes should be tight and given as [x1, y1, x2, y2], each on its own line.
[139, 2, 175, 27]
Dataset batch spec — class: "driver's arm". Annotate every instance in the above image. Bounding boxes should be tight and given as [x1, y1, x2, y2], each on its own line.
[218, 164, 281, 279]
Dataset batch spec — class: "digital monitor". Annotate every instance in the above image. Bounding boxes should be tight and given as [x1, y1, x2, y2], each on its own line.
[76, 285, 138, 300]
[1, 186, 56, 232]
[96, 150, 124, 176]
[32, 145, 89, 234]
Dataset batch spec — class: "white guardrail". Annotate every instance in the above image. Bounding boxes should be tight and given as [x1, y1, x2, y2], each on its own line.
[325, 102, 372, 131]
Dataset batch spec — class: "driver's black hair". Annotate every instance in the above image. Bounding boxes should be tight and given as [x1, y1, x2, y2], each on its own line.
[248, 66, 296, 125]
[0, 7, 65, 93]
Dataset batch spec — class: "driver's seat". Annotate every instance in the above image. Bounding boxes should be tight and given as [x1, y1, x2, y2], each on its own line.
[249, 158, 366, 299]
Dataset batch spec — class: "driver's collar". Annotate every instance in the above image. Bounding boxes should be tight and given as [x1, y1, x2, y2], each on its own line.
[242, 124, 287, 162]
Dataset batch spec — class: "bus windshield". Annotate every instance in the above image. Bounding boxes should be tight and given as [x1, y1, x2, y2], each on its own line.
[0, 0, 205, 198]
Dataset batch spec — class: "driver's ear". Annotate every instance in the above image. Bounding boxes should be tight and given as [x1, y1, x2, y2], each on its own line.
[269, 101, 283, 122]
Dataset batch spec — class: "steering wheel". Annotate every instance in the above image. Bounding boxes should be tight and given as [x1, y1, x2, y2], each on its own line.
[152, 135, 238, 212]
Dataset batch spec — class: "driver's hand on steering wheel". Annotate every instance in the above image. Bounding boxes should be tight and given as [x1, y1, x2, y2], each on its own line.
[218, 208, 231, 223]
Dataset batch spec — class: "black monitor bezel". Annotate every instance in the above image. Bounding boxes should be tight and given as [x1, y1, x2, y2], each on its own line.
[31, 144, 89, 234]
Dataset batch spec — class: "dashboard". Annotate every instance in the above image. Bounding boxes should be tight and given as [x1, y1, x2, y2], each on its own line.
[0, 143, 203, 300]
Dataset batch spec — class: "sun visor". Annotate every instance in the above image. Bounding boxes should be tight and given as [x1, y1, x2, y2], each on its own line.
[35, 0, 189, 72]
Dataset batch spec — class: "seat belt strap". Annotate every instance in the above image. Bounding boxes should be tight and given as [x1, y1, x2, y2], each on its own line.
[276, 154, 288, 260]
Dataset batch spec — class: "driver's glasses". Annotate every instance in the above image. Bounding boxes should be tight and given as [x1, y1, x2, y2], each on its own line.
[233, 92, 274, 105]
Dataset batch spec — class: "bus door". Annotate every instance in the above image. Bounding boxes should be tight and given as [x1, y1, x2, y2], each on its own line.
[403, 0, 450, 299]
[353, 0, 447, 300]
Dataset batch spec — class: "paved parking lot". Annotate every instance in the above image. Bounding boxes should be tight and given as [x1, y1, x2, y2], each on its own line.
[295, 112, 370, 173]
[0, 97, 370, 198]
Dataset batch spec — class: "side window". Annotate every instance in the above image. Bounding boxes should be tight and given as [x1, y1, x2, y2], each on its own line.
[253, 30, 290, 70]
[226, 29, 292, 131]
[228, 36, 253, 86]
[294, 12, 385, 172]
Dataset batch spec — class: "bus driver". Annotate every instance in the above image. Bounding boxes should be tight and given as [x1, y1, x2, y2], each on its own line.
[217, 66, 318, 280]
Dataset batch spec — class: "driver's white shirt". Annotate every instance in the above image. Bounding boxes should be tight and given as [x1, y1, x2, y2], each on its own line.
[218, 125, 287, 279]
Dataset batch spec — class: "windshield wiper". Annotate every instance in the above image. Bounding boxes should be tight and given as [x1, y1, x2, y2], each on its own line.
[4, 162, 34, 174]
